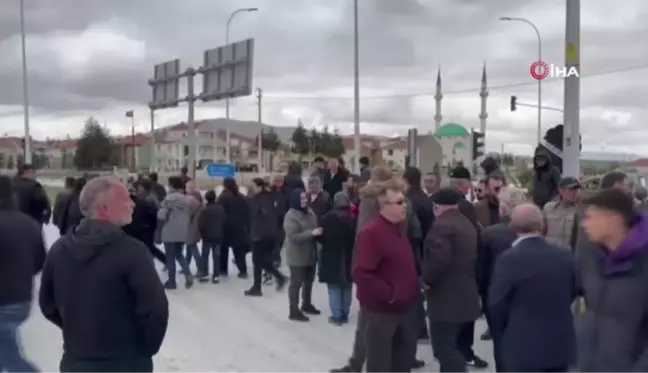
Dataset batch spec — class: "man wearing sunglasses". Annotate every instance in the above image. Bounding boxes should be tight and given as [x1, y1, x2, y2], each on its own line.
[474, 175, 505, 229]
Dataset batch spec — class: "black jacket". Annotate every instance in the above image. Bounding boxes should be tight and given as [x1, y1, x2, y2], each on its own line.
[151, 182, 167, 203]
[198, 202, 226, 243]
[477, 221, 516, 301]
[122, 195, 158, 248]
[408, 187, 434, 240]
[249, 189, 281, 243]
[52, 188, 73, 228]
[308, 191, 332, 223]
[59, 191, 83, 235]
[218, 189, 250, 247]
[488, 236, 576, 371]
[532, 150, 561, 208]
[39, 219, 169, 360]
[0, 208, 46, 306]
[323, 168, 350, 197]
[13, 176, 51, 224]
[318, 209, 356, 284]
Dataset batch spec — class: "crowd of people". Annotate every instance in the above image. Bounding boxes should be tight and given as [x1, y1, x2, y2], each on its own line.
[2, 151, 648, 372]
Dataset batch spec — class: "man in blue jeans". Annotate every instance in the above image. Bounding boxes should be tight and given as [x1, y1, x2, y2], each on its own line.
[0, 175, 47, 372]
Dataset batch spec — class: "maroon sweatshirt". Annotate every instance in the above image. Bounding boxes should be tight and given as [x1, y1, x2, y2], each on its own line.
[353, 215, 419, 313]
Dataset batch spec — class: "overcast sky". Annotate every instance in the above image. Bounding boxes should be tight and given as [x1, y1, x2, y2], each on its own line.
[0, 0, 647, 155]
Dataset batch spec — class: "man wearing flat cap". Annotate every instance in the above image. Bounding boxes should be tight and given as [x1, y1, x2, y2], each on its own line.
[422, 188, 481, 372]
[543, 176, 581, 250]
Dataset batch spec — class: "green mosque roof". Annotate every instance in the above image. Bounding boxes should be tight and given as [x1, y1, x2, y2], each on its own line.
[435, 123, 470, 138]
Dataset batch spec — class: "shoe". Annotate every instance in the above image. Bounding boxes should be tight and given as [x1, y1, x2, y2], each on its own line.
[211, 276, 220, 284]
[198, 275, 210, 283]
[163, 281, 176, 290]
[263, 273, 273, 285]
[276, 276, 286, 291]
[480, 329, 492, 341]
[411, 359, 425, 369]
[244, 287, 262, 297]
[328, 316, 343, 326]
[289, 310, 309, 322]
[185, 277, 194, 289]
[340, 313, 349, 324]
[330, 365, 359, 372]
[301, 304, 321, 315]
[237, 273, 249, 279]
[466, 356, 488, 369]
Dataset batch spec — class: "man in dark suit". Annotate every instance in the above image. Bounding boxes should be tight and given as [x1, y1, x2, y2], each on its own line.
[489, 203, 576, 372]
[448, 166, 488, 369]
[323, 158, 350, 198]
[422, 189, 481, 372]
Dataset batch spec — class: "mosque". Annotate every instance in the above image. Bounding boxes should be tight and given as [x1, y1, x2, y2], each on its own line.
[431, 62, 489, 169]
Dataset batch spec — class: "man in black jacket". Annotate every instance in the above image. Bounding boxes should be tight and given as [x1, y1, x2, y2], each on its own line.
[323, 158, 350, 198]
[148, 172, 167, 203]
[53, 176, 75, 229]
[0, 175, 47, 372]
[532, 150, 561, 208]
[123, 180, 165, 266]
[245, 178, 287, 296]
[39, 176, 168, 372]
[13, 163, 51, 225]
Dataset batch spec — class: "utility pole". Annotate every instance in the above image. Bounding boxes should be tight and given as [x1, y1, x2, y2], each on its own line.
[19, 0, 32, 163]
[562, 0, 581, 177]
[256, 88, 263, 172]
[352, 0, 361, 173]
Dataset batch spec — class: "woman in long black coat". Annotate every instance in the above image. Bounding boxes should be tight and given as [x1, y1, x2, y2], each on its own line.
[317, 192, 356, 325]
[217, 177, 250, 277]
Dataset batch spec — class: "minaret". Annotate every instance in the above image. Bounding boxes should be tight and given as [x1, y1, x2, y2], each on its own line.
[479, 61, 488, 136]
[434, 66, 443, 131]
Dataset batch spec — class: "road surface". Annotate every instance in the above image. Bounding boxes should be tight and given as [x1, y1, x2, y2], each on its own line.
[20, 223, 494, 372]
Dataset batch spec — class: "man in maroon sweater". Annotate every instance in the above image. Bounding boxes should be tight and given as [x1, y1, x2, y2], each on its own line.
[353, 179, 420, 372]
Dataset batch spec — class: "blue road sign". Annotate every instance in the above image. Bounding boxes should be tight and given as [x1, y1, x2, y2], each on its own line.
[206, 163, 236, 178]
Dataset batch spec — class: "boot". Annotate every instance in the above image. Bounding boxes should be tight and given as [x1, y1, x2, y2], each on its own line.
[163, 281, 176, 290]
[185, 276, 194, 289]
[302, 304, 321, 315]
[330, 364, 360, 372]
[244, 287, 262, 297]
[276, 275, 286, 291]
[289, 310, 309, 322]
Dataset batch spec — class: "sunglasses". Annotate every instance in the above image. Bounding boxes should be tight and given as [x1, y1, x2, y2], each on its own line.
[475, 189, 483, 194]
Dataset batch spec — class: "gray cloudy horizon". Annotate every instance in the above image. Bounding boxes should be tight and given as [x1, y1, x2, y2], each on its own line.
[0, 0, 647, 155]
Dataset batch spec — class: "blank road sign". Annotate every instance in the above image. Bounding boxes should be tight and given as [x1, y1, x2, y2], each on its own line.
[201, 39, 254, 102]
[206, 163, 237, 178]
[149, 59, 180, 109]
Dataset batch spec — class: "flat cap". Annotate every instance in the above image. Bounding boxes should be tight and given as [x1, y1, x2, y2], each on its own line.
[559, 176, 581, 189]
[449, 166, 471, 180]
[432, 188, 462, 206]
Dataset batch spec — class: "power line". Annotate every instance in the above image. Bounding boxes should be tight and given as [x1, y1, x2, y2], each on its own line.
[262, 63, 648, 101]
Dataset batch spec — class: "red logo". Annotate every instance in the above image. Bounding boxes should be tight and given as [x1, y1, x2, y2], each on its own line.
[530, 60, 549, 80]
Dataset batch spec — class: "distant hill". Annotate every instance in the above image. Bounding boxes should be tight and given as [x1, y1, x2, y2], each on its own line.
[580, 151, 639, 162]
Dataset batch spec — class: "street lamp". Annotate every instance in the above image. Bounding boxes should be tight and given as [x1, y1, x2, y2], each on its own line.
[224, 7, 258, 164]
[353, 0, 360, 173]
[499, 16, 542, 144]
[19, 0, 32, 163]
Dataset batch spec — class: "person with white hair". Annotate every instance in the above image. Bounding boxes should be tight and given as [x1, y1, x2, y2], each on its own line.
[488, 203, 576, 372]
[39, 176, 169, 372]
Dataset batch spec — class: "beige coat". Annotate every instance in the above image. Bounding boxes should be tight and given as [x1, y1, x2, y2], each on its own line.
[186, 193, 203, 245]
[543, 199, 577, 249]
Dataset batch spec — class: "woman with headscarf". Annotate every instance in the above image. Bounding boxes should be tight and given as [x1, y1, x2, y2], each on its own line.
[284, 189, 321, 322]
[317, 192, 357, 325]
[217, 177, 250, 277]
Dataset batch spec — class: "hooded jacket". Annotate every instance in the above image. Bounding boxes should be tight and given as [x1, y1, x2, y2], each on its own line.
[39, 219, 168, 359]
[12, 175, 51, 225]
[578, 214, 648, 371]
[283, 190, 319, 267]
[532, 150, 561, 208]
[157, 190, 191, 243]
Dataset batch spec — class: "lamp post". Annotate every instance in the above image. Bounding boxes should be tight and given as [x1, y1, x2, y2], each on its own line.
[353, 0, 361, 173]
[499, 16, 542, 144]
[224, 7, 258, 164]
[19, 0, 32, 163]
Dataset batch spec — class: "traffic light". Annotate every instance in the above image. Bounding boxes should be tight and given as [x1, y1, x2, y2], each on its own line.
[510, 95, 517, 111]
[471, 130, 485, 160]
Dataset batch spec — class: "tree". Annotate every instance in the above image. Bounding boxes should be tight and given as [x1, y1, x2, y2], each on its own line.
[502, 153, 515, 167]
[74, 117, 114, 170]
[326, 129, 346, 158]
[258, 127, 281, 154]
[291, 122, 310, 158]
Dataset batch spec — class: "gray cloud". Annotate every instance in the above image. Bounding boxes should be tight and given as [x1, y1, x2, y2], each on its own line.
[1, 0, 648, 154]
